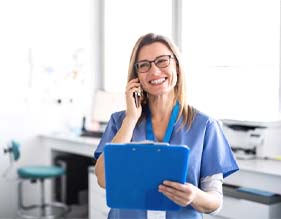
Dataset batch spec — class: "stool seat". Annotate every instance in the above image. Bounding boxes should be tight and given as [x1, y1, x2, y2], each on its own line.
[18, 166, 65, 179]
[4, 140, 69, 218]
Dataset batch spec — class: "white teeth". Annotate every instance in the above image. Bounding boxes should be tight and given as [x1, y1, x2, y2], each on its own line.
[150, 78, 165, 84]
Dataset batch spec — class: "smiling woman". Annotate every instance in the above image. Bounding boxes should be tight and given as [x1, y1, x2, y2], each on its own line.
[94, 33, 239, 219]
[135, 42, 178, 97]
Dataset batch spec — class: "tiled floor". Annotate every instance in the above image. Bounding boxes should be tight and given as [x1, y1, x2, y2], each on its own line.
[17, 204, 88, 219]
[65, 204, 88, 219]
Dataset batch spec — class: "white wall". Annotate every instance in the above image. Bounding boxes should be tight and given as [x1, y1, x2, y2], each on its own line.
[0, 0, 98, 217]
[0, 103, 53, 217]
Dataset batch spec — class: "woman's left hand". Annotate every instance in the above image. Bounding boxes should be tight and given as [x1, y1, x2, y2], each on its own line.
[158, 181, 197, 207]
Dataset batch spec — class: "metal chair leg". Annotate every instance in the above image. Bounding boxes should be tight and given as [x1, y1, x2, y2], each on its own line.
[17, 178, 69, 219]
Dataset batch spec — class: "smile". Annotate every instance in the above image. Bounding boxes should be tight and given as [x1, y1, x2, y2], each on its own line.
[149, 78, 167, 85]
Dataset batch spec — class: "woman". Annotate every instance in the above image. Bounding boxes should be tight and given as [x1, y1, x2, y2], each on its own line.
[94, 33, 239, 219]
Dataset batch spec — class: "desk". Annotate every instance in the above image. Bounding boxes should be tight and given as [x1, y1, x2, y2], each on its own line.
[39, 133, 99, 158]
[224, 159, 281, 195]
[38, 133, 281, 219]
[39, 133, 109, 219]
[218, 159, 281, 219]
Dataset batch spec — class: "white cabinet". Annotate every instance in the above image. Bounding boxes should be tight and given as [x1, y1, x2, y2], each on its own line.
[89, 167, 110, 219]
[217, 195, 281, 219]
[203, 183, 281, 219]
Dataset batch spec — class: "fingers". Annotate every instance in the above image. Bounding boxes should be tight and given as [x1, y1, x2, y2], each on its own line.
[126, 78, 142, 109]
[160, 189, 190, 207]
[125, 78, 143, 119]
[159, 183, 190, 203]
[158, 181, 195, 207]
[126, 78, 141, 95]
[162, 180, 188, 192]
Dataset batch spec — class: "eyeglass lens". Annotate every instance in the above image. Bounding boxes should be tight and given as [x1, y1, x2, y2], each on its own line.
[135, 55, 172, 73]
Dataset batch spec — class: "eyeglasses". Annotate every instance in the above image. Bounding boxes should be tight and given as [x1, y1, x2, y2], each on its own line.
[135, 55, 174, 73]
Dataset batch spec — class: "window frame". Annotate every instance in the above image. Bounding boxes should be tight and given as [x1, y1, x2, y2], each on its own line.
[97, 0, 281, 120]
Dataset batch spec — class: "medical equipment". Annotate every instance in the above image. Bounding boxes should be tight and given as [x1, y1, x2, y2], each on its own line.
[221, 119, 281, 160]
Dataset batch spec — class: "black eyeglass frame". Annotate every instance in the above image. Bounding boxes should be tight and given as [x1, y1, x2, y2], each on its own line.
[134, 54, 175, 73]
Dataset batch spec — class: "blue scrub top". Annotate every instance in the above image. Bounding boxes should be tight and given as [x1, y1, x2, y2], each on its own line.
[94, 109, 239, 219]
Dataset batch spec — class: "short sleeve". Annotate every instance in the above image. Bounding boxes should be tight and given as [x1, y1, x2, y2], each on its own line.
[200, 120, 239, 178]
[93, 112, 125, 160]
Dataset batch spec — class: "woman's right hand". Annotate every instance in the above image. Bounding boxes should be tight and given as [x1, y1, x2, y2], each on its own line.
[125, 78, 142, 123]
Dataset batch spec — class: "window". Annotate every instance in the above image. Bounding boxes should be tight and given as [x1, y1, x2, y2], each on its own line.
[102, 0, 280, 121]
[104, 0, 173, 92]
[182, 0, 280, 121]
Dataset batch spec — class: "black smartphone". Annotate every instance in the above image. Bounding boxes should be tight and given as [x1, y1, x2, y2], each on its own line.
[133, 91, 141, 108]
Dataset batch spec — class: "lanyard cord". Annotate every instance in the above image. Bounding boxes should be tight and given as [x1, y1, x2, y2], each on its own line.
[146, 101, 179, 143]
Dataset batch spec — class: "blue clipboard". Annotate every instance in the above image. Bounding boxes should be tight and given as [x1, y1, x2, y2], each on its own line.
[103, 142, 190, 211]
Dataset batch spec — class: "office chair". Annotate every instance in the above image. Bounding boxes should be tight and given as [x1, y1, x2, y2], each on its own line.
[3, 140, 69, 219]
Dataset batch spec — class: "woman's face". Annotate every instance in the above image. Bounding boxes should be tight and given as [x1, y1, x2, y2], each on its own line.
[136, 42, 178, 97]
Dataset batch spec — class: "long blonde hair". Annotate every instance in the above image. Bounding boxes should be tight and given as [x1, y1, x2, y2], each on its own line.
[128, 33, 196, 129]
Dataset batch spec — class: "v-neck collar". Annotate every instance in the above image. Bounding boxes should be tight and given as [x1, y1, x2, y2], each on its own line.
[146, 101, 180, 142]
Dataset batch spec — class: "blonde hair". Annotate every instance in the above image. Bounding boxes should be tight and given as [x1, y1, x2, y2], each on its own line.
[128, 33, 196, 129]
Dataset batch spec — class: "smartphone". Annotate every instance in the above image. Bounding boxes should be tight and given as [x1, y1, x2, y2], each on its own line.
[133, 90, 141, 108]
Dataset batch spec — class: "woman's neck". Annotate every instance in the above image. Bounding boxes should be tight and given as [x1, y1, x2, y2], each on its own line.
[148, 92, 175, 121]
